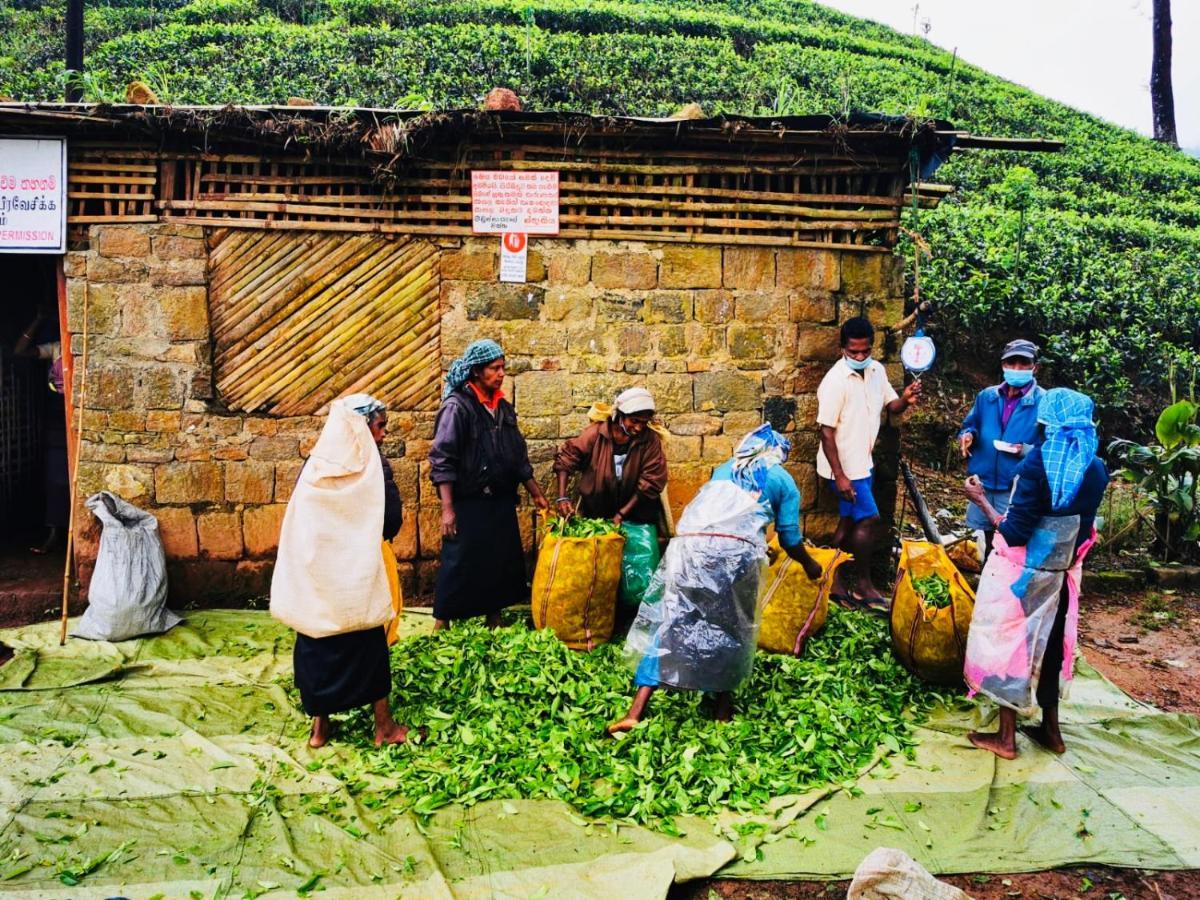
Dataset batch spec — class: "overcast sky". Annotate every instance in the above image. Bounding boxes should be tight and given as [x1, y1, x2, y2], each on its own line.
[821, 0, 1200, 151]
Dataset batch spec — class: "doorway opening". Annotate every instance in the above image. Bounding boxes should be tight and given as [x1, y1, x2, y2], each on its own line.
[0, 255, 66, 626]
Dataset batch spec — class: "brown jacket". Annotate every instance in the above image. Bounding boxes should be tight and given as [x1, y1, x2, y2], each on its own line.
[553, 421, 668, 524]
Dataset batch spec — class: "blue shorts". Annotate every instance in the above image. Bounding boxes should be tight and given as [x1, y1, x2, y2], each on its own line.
[827, 473, 879, 522]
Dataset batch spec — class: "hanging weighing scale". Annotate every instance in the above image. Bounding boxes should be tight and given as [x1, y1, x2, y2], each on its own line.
[900, 329, 936, 379]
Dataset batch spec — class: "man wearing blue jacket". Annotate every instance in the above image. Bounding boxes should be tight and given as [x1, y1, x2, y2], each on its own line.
[958, 339, 1045, 556]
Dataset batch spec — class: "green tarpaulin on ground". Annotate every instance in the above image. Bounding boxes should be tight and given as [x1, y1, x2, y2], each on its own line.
[0, 609, 1196, 898]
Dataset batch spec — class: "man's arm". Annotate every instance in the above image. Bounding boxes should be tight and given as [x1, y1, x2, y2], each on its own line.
[886, 379, 922, 416]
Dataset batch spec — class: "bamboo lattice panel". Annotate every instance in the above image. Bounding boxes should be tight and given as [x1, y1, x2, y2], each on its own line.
[208, 230, 441, 416]
[67, 143, 159, 224]
[157, 143, 904, 251]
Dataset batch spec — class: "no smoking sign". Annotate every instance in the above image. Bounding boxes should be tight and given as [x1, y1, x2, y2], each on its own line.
[499, 231, 528, 283]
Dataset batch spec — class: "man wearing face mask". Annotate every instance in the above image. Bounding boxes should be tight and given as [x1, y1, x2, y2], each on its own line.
[817, 316, 921, 612]
[958, 339, 1045, 557]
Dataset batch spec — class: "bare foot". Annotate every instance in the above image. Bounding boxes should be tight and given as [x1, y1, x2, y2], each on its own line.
[968, 730, 1018, 760]
[1020, 724, 1066, 755]
[309, 717, 332, 749]
[606, 717, 640, 735]
[374, 722, 413, 746]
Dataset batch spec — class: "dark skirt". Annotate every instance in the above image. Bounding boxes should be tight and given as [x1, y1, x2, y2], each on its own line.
[434, 494, 526, 620]
[293, 626, 390, 716]
[43, 395, 69, 528]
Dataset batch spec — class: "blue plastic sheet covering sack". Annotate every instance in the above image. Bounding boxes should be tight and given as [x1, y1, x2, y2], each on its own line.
[624, 481, 768, 693]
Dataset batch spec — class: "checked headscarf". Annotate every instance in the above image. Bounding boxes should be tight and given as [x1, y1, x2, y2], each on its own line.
[443, 339, 504, 399]
[730, 423, 791, 495]
[1037, 388, 1098, 512]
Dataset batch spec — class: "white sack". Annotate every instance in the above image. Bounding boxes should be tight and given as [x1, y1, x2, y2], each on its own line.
[847, 847, 970, 900]
[269, 398, 390, 638]
[74, 492, 182, 642]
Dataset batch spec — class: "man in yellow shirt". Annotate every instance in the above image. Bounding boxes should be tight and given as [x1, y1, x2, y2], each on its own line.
[816, 317, 920, 612]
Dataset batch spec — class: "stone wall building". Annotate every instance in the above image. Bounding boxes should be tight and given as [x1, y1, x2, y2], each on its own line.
[0, 105, 988, 605]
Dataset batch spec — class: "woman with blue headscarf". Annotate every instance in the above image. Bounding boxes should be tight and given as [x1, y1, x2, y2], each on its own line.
[429, 340, 548, 629]
[962, 388, 1109, 760]
[609, 425, 822, 732]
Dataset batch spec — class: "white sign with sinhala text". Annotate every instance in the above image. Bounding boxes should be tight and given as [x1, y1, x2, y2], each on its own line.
[471, 170, 559, 235]
[0, 138, 67, 254]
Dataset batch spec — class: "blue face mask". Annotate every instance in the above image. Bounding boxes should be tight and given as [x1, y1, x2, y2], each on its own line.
[1002, 367, 1035, 387]
[844, 354, 872, 372]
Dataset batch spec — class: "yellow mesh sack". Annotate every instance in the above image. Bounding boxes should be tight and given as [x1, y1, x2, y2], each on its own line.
[532, 530, 625, 651]
[890, 540, 976, 685]
[382, 540, 404, 647]
[757, 539, 851, 656]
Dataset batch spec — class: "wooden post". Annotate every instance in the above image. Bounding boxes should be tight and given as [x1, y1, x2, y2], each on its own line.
[60, 280, 89, 646]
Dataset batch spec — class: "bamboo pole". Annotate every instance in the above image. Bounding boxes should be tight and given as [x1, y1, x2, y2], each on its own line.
[60, 280, 90, 646]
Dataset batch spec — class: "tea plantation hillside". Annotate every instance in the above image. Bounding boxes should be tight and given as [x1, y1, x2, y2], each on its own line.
[3, 0, 1198, 415]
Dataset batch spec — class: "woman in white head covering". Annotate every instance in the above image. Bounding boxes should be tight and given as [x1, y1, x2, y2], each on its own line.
[271, 393, 414, 748]
[552, 386, 668, 527]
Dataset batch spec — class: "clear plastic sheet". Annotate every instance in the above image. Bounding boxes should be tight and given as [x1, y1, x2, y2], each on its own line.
[624, 481, 769, 692]
[964, 514, 1082, 714]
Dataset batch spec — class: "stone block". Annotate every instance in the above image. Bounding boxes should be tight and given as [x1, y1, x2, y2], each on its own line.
[724, 247, 775, 291]
[515, 371, 572, 415]
[694, 290, 735, 324]
[155, 507, 198, 558]
[120, 289, 165, 340]
[618, 325, 651, 357]
[465, 283, 545, 320]
[152, 235, 206, 259]
[520, 416, 560, 440]
[83, 442, 125, 463]
[789, 290, 838, 324]
[249, 436, 299, 461]
[96, 226, 151, 258]
[547, 253, 591, 286]
[440, 250, 496, 281]
[694, 370, 762, 412]
[777, 249, 840, 291]
[659, 246, 722, 289]
[840, 253, 889, 297]
[803, 512, 840, 544]
[160, 286, 210, 341]
[568, 373, 630, 410]
[213, 446, 249, 462]
[274, 461, 304, 502]
[140, 367, 187, 409]
[102, 464, 155, 501]
[597, 292, 644, 322]
[88, 256, 147, 284]
[149, 258, 207, 287]
[667, 434, 702, 461]
[657, 326, 686, 358]
[665, 464, 712, 513]
[592, 253, 657, 290]
[126, 447, 174, 464]
[667, 413, 722, 436]
[526, 439, 557, 464]
[500, 321, 567, 356]
[728, 323, 775, 360]
[243, 504, 287, 558]
[722, 411, 763, 434]
[64, 252, 87, 278]
[155, 462, 224, 504]
[109, 410, 146, 432]
[646, 373, 693, 413]
[235, 560, 275, 598]
[526, 251, 547, 283]
[644, 291, 692, 324]
[417, 508, 443, 559]
[544, 289, 593, 321]
[198, 510, 243, 560]
[735, 291, 785, 323]
[89, 364, 138, 410]
[226, 460, 276, 504]
[796, 326, 843, 362]
[71, 282, 122, 334]
[702, 434, 736, 462]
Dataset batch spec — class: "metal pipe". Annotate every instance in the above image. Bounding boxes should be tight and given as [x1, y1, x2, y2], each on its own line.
[65, 0, 83, 102]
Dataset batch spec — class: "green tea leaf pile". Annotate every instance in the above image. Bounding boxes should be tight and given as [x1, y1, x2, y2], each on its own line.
[911, 573, 952, 609]
[545, 515, 619, 538]
[328, 607, 952, 827]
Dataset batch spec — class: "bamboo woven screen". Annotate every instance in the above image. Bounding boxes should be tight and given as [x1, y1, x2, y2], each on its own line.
[208, 230, 441, 415]
[67, 143, 158, 222]
[151, 142, 905, 251]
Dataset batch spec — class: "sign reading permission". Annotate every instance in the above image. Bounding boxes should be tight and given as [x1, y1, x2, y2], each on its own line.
[0, 137, 67, 254]
[471, 170, 559, 235]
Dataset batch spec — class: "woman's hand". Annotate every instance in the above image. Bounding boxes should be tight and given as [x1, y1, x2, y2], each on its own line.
[959, 432, 974, 458]
[441, 507, 458, 541]
[556, 498, 574, 518]
[612, 513, 624, 529]
[801, 557, 823, 581]
[963, 475, 987, 506]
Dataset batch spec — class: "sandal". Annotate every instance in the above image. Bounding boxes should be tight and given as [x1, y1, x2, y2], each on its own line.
[836, 591, 890, 615]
